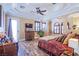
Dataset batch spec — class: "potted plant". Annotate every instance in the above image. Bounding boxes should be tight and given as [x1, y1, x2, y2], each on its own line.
[37, 30, 44, 37]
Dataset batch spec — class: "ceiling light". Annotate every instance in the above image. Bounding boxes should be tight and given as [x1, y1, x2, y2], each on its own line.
[20, 5, 25, 9]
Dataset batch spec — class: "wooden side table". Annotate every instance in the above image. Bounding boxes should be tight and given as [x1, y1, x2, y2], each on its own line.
[0, 42, 18, 56]
[3, 43, 17, 56]
[0, 45, 4, 56]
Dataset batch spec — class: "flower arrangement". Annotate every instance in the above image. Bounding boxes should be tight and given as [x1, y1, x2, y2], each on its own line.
[0, 32, 11, 45]
[37, 30, 44, 37]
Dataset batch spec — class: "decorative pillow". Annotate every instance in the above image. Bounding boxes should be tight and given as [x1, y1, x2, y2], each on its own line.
[56, 37, 60, 41]
[60, 34, 68, 43]
[63, 33, 76, 45]
[57, 36, 64, 42]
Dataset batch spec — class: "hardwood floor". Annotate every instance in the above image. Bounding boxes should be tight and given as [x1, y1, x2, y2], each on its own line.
[18, 39, 48, 56]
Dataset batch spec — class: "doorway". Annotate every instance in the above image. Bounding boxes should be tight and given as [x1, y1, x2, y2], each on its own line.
[11, 19, 18, 42]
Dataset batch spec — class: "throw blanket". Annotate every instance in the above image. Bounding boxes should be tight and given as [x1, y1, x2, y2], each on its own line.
[38, 39, 65, 56]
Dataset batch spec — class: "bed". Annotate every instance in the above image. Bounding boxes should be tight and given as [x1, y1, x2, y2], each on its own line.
[38, 34, 74, 56]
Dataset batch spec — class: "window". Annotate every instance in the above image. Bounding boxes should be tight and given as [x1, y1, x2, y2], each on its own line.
[11, 20, 17, 41]
[42, 23, 46, 31]
[35, 21, 46, 31]
[54, 22, 60, 34]
[35, 21, 40, 31]
[61, 22, 63, 34]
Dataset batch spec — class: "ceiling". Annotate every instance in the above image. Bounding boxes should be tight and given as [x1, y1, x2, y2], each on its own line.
[1, 3, 79, 20]
[67, 13, 79, 18]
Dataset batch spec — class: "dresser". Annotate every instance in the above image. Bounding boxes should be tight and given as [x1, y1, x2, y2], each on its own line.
[25, 31, 34, 41]
[25, 23, 34, 41]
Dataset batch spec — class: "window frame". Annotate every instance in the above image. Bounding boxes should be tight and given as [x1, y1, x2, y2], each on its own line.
[35, 21, 46, 32]
[35, 21, 40, 32]
[54, 22, 60, 34]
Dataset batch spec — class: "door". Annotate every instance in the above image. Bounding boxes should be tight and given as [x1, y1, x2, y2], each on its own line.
[11, 17, 21, 42]
[11, 19, 18, 42]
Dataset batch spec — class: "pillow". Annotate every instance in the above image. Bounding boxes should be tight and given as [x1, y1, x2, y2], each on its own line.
[56, 34, 67, 43]
[57, 36, 64, 42]
[60, 34, 67, 43]
[63, 33, 76, 45]
[55, 37, 60, 41]
[53, 37, 59, 41]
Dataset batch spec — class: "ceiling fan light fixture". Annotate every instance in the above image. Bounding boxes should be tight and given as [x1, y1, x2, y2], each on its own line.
[20, 5, 25, 9]
[52, 3, 56, 5]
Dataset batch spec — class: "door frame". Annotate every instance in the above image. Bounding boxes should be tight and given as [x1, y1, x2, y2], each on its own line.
[11, 17, 20, 42]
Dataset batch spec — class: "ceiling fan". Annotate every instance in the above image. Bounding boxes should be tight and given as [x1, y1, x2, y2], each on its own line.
[36, 7, 47, 15]
[52, 3, 56, 5]
[35, 7, 47, 15]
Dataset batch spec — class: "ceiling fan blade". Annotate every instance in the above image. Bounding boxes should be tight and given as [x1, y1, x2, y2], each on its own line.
[41, 10, 46, 12]
[35, 7, 46, 15]
[52, 3, 56, 5]
[36, 7, 40, 9]
[39, 12, 44, 15]
[36, 7, 40, 11]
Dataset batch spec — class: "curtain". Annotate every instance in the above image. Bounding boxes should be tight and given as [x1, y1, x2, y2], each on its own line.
[7, 17, 13, 40]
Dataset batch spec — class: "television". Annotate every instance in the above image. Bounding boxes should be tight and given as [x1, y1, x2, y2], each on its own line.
[25, 23, 33, 28]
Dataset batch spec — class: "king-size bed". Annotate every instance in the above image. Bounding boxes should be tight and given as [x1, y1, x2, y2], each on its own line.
[38, 34, 74, 56]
